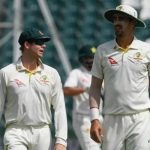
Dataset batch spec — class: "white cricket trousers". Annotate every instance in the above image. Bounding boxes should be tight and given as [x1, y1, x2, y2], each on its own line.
[73, 113, 101, 150]
[102, 110, 150, 150]
[3, 124, 51, 150]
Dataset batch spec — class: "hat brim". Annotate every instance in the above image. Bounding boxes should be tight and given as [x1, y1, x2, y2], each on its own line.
[104, 10, 146, 28]
[33, 36, 51, 42]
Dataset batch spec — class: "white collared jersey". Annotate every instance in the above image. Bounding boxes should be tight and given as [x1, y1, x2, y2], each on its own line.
[0, 58, 67, 143]
[64, 66, 103, 115]
[92, 38, 150, 115]
[64, 66, 91, 115]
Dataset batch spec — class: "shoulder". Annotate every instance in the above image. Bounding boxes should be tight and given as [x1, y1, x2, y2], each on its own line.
[42, 64, 63, 85]
[95, 40, 114, 57]
[70, 68, 81, 74]
[97, 40, 114, 50]
[67, 68, 82, 78]
[43, 64, 59, 76]
[0, 63, 15, 74]
[0, 64, 15, 81]
[134, 39, 150, 49]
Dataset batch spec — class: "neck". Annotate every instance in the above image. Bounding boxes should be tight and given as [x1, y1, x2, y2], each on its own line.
[21, 54, 39, 71]
[116, 35, 134, 49]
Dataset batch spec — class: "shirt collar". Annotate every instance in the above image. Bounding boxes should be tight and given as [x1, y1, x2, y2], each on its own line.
[16, 57, 44, 72]
[80, 65, 91, 73]
[113, 37, 140, 51]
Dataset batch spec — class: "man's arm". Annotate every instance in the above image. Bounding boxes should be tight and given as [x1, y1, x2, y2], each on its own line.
[0, 70, 6, 121]
[54, 143, 66, 150]
[63, 87, 85, 96]
[89, 76, 103, 143]
[149, 77, 150, 97]
[51, 71, 68, 149]
[63, 69, 88, 96]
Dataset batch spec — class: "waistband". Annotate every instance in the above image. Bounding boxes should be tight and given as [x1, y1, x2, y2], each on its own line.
[6, 123, 49, 129]
[104, 109, 150, 116]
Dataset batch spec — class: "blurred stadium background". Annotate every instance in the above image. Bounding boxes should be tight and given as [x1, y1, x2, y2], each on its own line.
[0, 0, 150, 149]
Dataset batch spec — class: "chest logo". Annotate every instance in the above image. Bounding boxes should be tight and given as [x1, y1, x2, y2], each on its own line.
[39, 75, 49, 85]
[14, 79, 25, 87]
[80, 77, 90, 84]
[108, 56, 118, 64]
[133, 52, 143, 60]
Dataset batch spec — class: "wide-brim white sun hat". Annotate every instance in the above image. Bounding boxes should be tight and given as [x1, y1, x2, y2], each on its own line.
[104, 5, 146, 28]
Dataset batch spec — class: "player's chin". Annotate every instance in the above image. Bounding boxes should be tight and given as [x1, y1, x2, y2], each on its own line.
[38, 53, 44, 58]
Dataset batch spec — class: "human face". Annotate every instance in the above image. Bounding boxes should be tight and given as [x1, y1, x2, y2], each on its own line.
[26, 41, 46, 58]
[81, 57, 94, 71]
[112, 13, 135, 37]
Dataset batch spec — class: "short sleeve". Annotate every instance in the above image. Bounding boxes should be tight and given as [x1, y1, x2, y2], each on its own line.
[91, 47, 104, 79]
[64, 69, 78, 87]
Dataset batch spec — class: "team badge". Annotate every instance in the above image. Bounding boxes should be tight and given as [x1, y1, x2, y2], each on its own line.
[133, 52, 143, 61]
[85, 128, 90, 133]
[90, 47, 96, 53]
[38, 75, 49, 85]
[16, 65, 22, 71]
[38, 30, 44, 35]
[117, 5, 123, 11]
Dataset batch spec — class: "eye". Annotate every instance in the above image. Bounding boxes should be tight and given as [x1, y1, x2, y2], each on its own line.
[118, 16, 126, 21]
[34, 41, 45, 46]
[112, 14, 129, 22]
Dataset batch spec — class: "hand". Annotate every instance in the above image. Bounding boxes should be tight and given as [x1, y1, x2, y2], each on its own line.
[54, 143, 66, 150]
[90, 119, 103, 143]
[84, 86, 90, 93]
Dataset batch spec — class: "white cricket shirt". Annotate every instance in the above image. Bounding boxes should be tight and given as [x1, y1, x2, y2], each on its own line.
[92, 38, 150, 115]
[64, 66, 91, 115]
[0, 58, 67, 145]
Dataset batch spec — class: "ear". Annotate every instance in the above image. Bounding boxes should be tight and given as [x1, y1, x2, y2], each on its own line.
[129, 18, 136, 27]
[24, 41, 31, 49]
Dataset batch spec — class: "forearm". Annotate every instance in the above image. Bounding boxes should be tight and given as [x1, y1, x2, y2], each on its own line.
[89, 86, 101, 108]
[0, 71, 6, 122]
[63, 87, 85, 96]
[52, 74, 68, 147]
[54, 109, 67, 146]
[89, 80, 103, 143]
[54, 143, 66, 150]
[89, 76, 103, 121]
[89, 76, 103, 108]
[54, 92, 68, 146]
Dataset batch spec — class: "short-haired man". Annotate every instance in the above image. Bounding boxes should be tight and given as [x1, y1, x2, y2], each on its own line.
[89, 5, 150, 150]
[0, 27, 67, 150]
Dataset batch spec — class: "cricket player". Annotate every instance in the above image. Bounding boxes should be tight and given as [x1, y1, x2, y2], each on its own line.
[64, 45, 103, 150]
[89, 5, 150, 150]
[0, 27, 67, 150]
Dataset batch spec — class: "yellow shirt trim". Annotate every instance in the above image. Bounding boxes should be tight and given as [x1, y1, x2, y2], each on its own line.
[118, 46, 129, 53]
